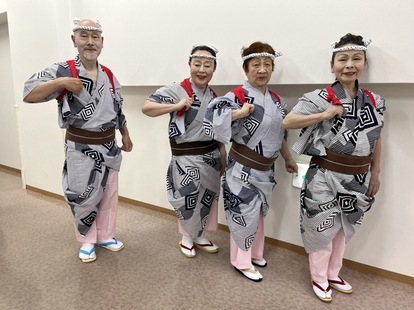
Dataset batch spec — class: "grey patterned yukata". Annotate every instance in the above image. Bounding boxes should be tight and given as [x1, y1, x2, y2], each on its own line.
[23, 55, 126, 236]
[291, 81, 385, 253]
[204, 81, 287, 251]
[147, 78, 221, 238]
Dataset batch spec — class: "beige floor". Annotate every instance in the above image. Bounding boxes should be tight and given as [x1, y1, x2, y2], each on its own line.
[1, 167, 413, 310]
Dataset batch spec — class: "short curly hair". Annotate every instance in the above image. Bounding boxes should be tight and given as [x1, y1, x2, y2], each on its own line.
[331, 33, 367, 64]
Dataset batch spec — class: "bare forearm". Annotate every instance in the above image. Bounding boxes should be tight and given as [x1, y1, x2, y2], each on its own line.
[370, 136, 382, 175]
[23, 79, 66, 103]
[142, 100, 180, 117]
[280, 140, 293, 161]
[119, 125, 129, 136]
[282, 112, 327, 129]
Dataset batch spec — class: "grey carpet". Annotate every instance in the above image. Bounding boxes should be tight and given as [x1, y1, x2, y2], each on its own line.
[1, 168, 413, 310]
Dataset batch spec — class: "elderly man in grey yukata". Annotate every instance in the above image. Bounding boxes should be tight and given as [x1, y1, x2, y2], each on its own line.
[23, 19, 133, 263]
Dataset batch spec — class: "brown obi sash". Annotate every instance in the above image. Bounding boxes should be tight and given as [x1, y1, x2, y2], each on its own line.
[65, 125, 116, 145]
[311, 148, 372, 174]
[229, 142, 276, 171]
[170, 139, 218, 156]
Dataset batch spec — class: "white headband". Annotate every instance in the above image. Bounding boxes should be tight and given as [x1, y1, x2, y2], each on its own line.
[189, 45, 218, 60]
[331, 39, 371, 53]
[189, 54, 217, 60]
[73, 18, 102, 33]
[241, 51, 282, 62]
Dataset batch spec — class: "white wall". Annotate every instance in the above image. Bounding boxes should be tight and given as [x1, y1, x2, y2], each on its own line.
[71, 0, 414, 85]
[4, 0, 414, 278]
[0, 14, 20, 169]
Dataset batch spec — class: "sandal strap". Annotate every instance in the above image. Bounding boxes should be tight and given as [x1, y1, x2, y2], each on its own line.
[241, 268, 257, 274]
[194, 241, 214, 247]
[328, 276, 345, 285]
[312, 281, 331, 293]
[180, 242, 195, 251]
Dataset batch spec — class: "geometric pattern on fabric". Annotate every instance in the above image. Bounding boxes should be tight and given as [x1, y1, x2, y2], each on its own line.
[79, 76, 93, 95]
[344, 100, 358, 119]
[80, 211, 97, 227]
[331, 118, 344, 135]
[79, 185, 94, 199]
[319, 199, 336, 212]
[318, 89, 329, 101]
[98, 84, 105, 97]
[191, 95, 201, 107]
[200, 213, 209, 229]
[232, 213, 247, 227]
[337, 192, 358, 213]
[254, 141, 264, 156]
[354, 173, 368, 186]
[244, 95, 254, 104]
[102, 140, 115, 151]
[203, 121, 214, 138]
[82, 149, 105, 173]
[176, 162, 185, 176]
[245, 233, 255, 249]
[153, 94, 175, 104]
[342, 128, 359, 146]
[200, 188, 215, 207]
[202, 153, 217, 168]
[175, 209, 184, 220]
[37, 70, 49, 79]
[79, 103, 96, 121]
[242, 117, 260, 136]
[241, 170, 249, 183]
[317, 211, 339, 232]
[168, 123, 181, 138]
[180, 166, 200, 187]
[185, 192, 198, 210]
[166, 174, 172, 191]
[300, 189, 306, 209]
[358, 105, 378, 131]
[223, 188, 243, 211]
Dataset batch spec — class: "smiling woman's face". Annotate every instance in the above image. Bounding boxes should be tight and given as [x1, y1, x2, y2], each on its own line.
[189, 50, 216, 91]
[331, 45, 367, 86]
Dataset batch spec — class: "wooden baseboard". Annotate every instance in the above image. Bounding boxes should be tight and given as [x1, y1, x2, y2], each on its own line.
[19, 186, 414, 286]
[120, 196, 414, 285]
[0, 164, 21, 176]
[26, 185, 66, 201]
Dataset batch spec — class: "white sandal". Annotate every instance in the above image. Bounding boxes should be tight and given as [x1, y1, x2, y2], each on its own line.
[234, 266, 263, 282]
[328, 276, 353, 294]
[312, 280, 332, 303]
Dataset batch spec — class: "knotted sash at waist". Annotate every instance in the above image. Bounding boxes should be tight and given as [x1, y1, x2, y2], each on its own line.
[170, 139, 219, 156]
[229, 142, 276, 171]
[65, 125, 116, 145]
[311, 148, 372, 174]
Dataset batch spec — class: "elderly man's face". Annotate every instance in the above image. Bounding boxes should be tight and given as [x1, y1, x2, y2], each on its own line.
[72, 22, 103, 62]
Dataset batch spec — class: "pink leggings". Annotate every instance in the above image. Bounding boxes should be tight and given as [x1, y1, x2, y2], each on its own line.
[309, 229, 346, 282]
[75, 169, 119, 244]
[178, 197, 218, 237]
[230, 214, 265, 270]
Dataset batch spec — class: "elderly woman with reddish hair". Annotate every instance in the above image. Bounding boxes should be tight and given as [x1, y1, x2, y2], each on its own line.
[205, 41, 297, 282]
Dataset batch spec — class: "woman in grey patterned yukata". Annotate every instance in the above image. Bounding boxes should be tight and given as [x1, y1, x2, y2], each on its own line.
[204, 42, 297, 282]
[142, 45, 226, 258]
[283, 34, 385, 303]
